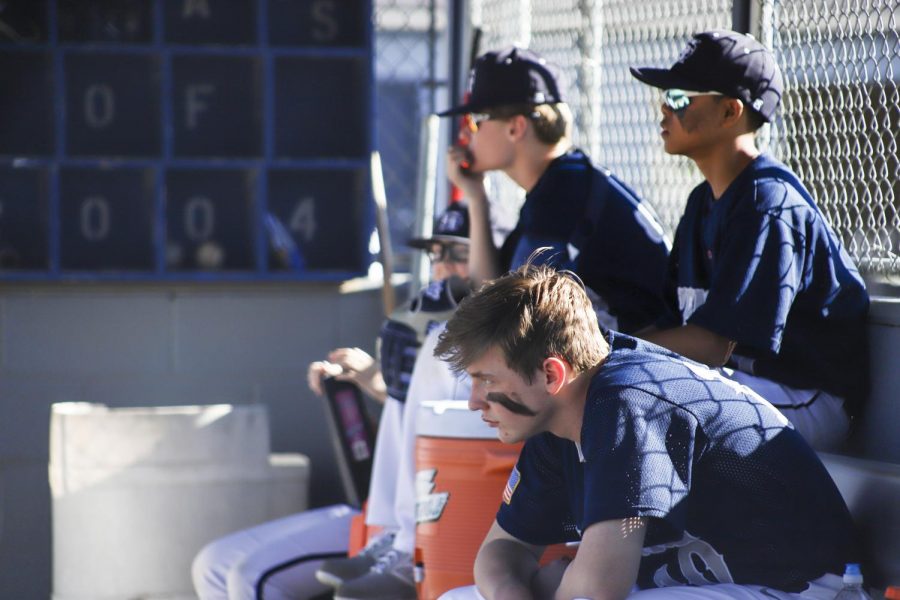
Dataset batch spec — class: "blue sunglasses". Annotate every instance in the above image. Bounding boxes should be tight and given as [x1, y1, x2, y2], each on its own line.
[663, 89, 725, 111]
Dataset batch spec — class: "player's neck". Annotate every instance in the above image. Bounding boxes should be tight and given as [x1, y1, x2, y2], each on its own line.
[549, 363, 601, 446]
[506, 139, 571, 192]
[693, 134, 759, 200]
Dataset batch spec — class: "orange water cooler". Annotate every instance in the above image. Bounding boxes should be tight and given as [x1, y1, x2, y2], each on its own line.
[414, 399, 574, 599]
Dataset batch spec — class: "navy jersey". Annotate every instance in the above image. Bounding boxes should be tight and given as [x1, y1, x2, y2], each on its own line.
[662, 153, 869, 412]
[497, 331, 855, 592]
[377, 276, 470, 402]
[500, 149, 670, 333]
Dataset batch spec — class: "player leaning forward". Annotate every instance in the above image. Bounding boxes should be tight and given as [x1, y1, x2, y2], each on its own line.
[434, 261, 857, 600]
[631, 30, 869, 451]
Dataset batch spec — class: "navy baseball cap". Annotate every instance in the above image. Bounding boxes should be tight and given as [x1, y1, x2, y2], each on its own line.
[407, 202, 470, 249]
[438, 47, 563, 116]
[630, 30, 783, 122]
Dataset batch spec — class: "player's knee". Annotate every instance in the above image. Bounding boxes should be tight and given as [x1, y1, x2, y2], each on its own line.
[225, 555, 263, 600]
[191, 539, 229, 599]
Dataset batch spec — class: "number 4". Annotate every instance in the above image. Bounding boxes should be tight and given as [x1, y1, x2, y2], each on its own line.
[290, 197, 316, 242]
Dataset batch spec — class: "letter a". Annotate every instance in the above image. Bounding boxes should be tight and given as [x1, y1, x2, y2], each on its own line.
[183, 0, 211, 19]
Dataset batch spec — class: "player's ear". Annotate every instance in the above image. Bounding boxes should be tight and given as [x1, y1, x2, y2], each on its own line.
[507, 114, 529, 141]
[542, 357, 568, 395]
[721, 97, 745, 128]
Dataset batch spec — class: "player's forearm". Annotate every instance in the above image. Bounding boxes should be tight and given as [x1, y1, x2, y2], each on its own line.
[554, 570, 631, 600]
[553, 519, 645, 600]
[466, 190, 501, 285]
[641, 323, 735, 367]
[474, 539, 540, 600]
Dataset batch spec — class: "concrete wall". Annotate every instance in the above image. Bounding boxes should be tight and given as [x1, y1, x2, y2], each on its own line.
[855, 296, 900, 463]
[0, 279, 396, 600]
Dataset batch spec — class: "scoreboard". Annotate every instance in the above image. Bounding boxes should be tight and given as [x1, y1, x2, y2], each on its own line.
[0, 0, 373, 280]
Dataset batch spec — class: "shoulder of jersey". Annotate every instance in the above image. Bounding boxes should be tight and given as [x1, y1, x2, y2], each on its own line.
[386, 276, 472, 343]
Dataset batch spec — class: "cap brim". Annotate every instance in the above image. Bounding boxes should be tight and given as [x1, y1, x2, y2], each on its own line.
[629, 66, 706, 91]
[437, 103, 470, 117]
[437, 99, 494, 116]
[407, 234, 469, 249]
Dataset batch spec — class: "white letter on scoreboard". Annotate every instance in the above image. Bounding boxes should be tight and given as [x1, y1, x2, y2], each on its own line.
[182, 0, 211, 18]
[312, 0, 338, 42]
[185, 84, 215, 130]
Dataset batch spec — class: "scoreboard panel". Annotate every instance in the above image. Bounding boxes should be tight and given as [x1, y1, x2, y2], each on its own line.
[0, 0, 373, 281]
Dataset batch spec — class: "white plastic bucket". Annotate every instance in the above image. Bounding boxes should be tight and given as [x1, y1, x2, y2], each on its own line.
[49, 402, 307, 600]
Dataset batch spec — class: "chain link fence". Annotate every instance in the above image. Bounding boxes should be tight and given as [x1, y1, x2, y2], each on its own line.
[383, 0, 899, 288]
[765, 0, 900, 285]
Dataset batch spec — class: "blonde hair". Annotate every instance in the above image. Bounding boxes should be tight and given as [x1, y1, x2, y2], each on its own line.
[489, 102, 572, 145]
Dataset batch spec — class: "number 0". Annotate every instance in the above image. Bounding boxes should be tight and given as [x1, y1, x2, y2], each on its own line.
[184, 196, 215, 241]
[84, 84, 116, 128]
[81, 196, 111, 241]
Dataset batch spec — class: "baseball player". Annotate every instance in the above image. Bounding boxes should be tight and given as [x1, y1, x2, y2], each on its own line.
[630, 30, 869, 451]
[442, 46, 671, 334]
[434, 261, 857, 600]
[191, 204, 472, 600]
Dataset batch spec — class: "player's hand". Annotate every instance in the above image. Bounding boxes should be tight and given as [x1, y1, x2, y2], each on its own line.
[327, 347, 376, 378]
[306, 360, 343, 396]
[447, 145, 486, 197]
[308, 348, 387, 402]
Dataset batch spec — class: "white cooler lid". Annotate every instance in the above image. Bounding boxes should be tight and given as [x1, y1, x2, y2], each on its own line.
[416, 400, 499, 439]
